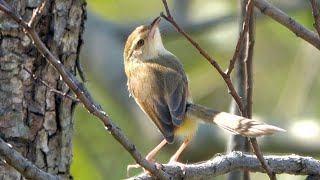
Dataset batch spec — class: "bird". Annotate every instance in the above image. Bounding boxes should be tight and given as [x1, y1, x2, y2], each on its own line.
[123, 16, 285, 171]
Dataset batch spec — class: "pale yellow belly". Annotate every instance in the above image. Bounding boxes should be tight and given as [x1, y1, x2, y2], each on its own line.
[174, 113, 199, 138]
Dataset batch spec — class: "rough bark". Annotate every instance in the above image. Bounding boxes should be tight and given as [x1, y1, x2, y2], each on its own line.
[131, 152, 320, 180]
[0, 0, 86, 179]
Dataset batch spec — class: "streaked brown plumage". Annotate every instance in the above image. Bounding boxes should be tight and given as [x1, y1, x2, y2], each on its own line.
[123, 17, 285, 170]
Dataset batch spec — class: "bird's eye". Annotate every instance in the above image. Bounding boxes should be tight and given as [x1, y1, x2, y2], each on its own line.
[137, 39, 144, 46]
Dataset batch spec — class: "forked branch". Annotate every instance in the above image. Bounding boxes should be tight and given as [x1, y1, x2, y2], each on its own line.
[160, 0, 276, 179]
[160, 0, 246, 115]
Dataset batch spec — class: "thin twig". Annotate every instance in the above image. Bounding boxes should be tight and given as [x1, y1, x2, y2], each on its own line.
[245, 10, 254, 120]
[0, 137, 60, 180]
[0, 2, 171, 180]
[227, 1, 254, 179]
[246, 6, 258, 179]
[245, 2, 276, 180]
[245, 3, 256, 170]
[22, 66, 80, 102]
[254, 0, 320, 50]
[76, 57, 87, 82]
[161, 0, 171, 18]
[226, 0, 254, 76]
[159, 13, 223, 74]
[0, 0, 25, 26]
[309, 0, 320, 37]
[250, 138, 276, 180]
[240, 1, 276, 179]
[161, 1, 276, 179]
[28, 0, 47, 29]
[0, 0, 12, 12]
[160, 3, 246, 115]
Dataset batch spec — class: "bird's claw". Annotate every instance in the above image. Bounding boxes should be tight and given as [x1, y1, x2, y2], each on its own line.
[167, 160, 187, 174]
[127, 159, 161, 176]
[127, 164, 144, 176]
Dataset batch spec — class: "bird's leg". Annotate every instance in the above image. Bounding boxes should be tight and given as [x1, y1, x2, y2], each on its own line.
[169, 138, 190, 163]
[167, 137, 191, 172]
[145, 139, 167, 161]
[127, 139, 167, 174]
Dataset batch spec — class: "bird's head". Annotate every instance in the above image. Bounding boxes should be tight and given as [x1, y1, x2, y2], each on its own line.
[124, 17, 165, 62]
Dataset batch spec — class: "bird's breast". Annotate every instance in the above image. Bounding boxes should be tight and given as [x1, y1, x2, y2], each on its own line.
[125, 61, 165, 99]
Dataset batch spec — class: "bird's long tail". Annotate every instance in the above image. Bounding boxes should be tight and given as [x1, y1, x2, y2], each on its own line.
[186, 103, 285, 137]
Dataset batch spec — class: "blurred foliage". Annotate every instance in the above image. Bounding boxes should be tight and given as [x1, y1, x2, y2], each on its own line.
[87, 0, 170, 21]
[71, 0, 320, 179]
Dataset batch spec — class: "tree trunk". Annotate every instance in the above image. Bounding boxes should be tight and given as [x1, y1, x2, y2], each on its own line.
[0, 0, 86, 179]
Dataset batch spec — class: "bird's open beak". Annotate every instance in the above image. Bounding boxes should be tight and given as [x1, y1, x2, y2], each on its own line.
[149, 16, 161, 38]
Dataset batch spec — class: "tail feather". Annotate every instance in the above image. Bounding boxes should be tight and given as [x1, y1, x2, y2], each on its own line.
[186, 103, 285, 137]
[213, 112, 285, 137]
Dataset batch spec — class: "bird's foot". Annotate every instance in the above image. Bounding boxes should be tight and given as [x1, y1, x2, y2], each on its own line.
[127, 158, 162, 176]
[167, 159, 187, 174]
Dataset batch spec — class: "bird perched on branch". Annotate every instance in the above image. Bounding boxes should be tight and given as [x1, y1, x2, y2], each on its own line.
[123, 16, 285, 171]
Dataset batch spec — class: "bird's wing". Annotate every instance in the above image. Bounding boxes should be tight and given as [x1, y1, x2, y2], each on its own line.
[135, 96, 175, 143]
[128, 55, 189, 143]
[166, 76, 188, 126]
[160, 54, 189, 127]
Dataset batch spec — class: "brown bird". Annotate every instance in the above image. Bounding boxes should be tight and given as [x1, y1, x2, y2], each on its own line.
[123, 17, 285, 170]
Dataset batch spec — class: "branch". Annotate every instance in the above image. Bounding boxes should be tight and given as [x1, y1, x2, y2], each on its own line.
[129, 152, 320, 180]
[161, 1, 277, 178]
[246, 4, 271, 180]
[245, 3, 255, 122]
[242, 2, 276, 180]
[226, 0, 254, 76]
[250, 138, 276, 179]
[28, 0, 47, 29]
[0, 2, 171, 180]
[22, 66, 80, 102]
[254, 0, 320, 50]
[309, 0, 320, 37]
[111, 1, 308, 38]
[160, 0, 246, 115]
[0, 137, 59, 180]
[227, 1, 255, 180]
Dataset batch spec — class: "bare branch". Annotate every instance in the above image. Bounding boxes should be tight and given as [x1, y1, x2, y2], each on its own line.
[161, 0, 172, 18]
[76, 57, 87, 82]
[22, 66, 80, 102]
[241, 2, 276, 180]
[309, 0, 320, 37]
[254, 0, 320, 50]
[245, 7, 255, 122]
[0, 2, 171, 180]
[245, 5, 274, 180]
[0, 1, 29, 29]
[226, 0, 254, 76]
[250, 138, 276, 180]
[129, 152, 320, 180]
[161, 2, 278, 178]
[159, 13, 223, 75]
[0, 137, 59, 180]
[160, 1, 246, 115]
[28, 0, 47, 29]
[227, 1, 255, 180]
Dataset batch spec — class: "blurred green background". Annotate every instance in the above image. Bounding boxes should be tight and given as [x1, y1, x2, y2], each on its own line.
[70, 0, 320, 179]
